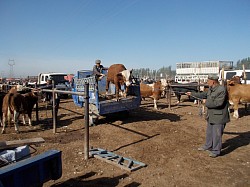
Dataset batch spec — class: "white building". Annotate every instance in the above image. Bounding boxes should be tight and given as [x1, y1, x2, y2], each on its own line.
[175, 61, 233, 83]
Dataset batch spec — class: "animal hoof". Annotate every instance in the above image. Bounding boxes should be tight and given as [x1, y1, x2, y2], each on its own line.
[1, 130, 5, 134]
[106, 95, 112, 100]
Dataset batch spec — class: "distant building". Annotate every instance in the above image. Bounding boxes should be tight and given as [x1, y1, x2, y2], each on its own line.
[175, 60, 233, 83]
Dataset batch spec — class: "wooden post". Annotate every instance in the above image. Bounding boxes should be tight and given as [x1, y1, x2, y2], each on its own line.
[84, 83, 90, 160]
[197, 78, 201, 106]
[168, 83, 171, 110]
[242, 65, 247, 110]
[52, 80, 57, 134]
[243, 64, 247, 84]
[221, 68, 225, 86]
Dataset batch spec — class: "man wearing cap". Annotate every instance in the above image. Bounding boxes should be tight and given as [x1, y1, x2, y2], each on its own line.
[93, 59, 107, 81]
[186, 75, 230, 158]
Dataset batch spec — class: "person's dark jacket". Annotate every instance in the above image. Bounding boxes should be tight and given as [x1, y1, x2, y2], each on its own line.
[93, 65, 108, 76]
[191, 85, 230, 124]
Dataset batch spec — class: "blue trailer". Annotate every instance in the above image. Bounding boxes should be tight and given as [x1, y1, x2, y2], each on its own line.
[0, 150, 62, 187]
[72, 70, 141, 125]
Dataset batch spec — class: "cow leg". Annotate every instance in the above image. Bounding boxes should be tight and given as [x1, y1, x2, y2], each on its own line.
[202, 99, 206, 115]
[7, 107, 11, 128]
[123, 86, 128, 98]
[233, 103, 239, 119]
[27, 112, 32, 126]
[121, 89, 126, 98]
[1, 114, 7, 134]
[106, 80, 110, 95]
[13, 110, 20, 133]
[176, 93, 181, 104]
[233, 109, 239, 119]
[115, 83, 121, 101]
[232, 98, 240, 119]
[22, 114, 26, 125]
[154, 99, 158, 110]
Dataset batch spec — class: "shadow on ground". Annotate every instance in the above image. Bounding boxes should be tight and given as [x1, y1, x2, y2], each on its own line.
[221, 131, 250, 156]
[51, 172, 140, 187]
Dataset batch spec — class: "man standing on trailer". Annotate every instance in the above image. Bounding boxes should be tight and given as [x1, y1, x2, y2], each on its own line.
[93, 59, 108, 81]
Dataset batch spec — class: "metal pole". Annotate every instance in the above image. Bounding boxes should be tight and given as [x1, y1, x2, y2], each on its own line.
[52, 80, 56, 134]
[84, 83, 90, 160]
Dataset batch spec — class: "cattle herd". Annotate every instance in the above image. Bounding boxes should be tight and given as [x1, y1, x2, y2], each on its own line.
[0, 86, 38, 134]
[0, 64, 249, 134]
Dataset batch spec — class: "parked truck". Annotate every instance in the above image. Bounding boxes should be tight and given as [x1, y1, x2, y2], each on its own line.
[72, 69, 141, 125]
[219, 69, 250, 84]
[37, 73, 71, 98]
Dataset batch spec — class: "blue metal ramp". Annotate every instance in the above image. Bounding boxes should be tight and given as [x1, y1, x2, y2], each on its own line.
[90, 148, 146, 172]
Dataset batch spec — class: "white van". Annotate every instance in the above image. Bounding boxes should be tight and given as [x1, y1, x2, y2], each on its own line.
[219, 69, 250, 84]
[37, 73, 68, 85]
[37, 73, 71, 98]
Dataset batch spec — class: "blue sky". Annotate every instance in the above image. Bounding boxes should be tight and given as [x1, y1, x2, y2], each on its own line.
[0, 0, 250, 78]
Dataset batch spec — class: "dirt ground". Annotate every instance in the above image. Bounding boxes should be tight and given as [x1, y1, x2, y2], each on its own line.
[0, 96, 249, 187]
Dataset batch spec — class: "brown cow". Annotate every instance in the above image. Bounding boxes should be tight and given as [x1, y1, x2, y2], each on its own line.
[227, 79, 250, 119]
[106, 64, 132, 101]
[2, 91, 38, 134]
[140, 81, 163, 110]
[8, 85, 31, 94]
[230, 75, 242, 84]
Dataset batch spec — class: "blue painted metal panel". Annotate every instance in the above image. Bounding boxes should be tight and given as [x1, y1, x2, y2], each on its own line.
[0, 150, 62, 187]
[72, 69, 141, 116]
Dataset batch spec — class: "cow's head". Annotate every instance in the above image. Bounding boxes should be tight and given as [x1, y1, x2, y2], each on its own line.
[230, 75, 242, 84]
[121, 69, 133, 87]
[227, 80, 235, 86]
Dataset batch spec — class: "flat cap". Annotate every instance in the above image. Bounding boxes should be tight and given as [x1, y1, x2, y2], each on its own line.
[95, 59, 101, 64]
[208, 74, 219, 80]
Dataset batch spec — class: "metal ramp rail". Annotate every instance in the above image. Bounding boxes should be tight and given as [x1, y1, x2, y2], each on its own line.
[90, 148, 146, 172]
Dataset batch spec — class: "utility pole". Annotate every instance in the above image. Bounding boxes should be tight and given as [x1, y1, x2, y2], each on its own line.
[8, 59, 15, 78]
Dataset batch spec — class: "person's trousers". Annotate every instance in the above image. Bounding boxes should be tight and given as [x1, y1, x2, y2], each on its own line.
[204, 122, 226, 155]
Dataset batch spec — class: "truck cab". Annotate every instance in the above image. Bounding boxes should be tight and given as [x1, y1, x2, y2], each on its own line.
[219, 69, 250, 84]
[38, 73, 71, 98]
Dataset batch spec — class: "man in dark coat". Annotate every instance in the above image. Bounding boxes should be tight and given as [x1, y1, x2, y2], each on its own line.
[92, 59, 107, 81]
[186, 75, 230, 158]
